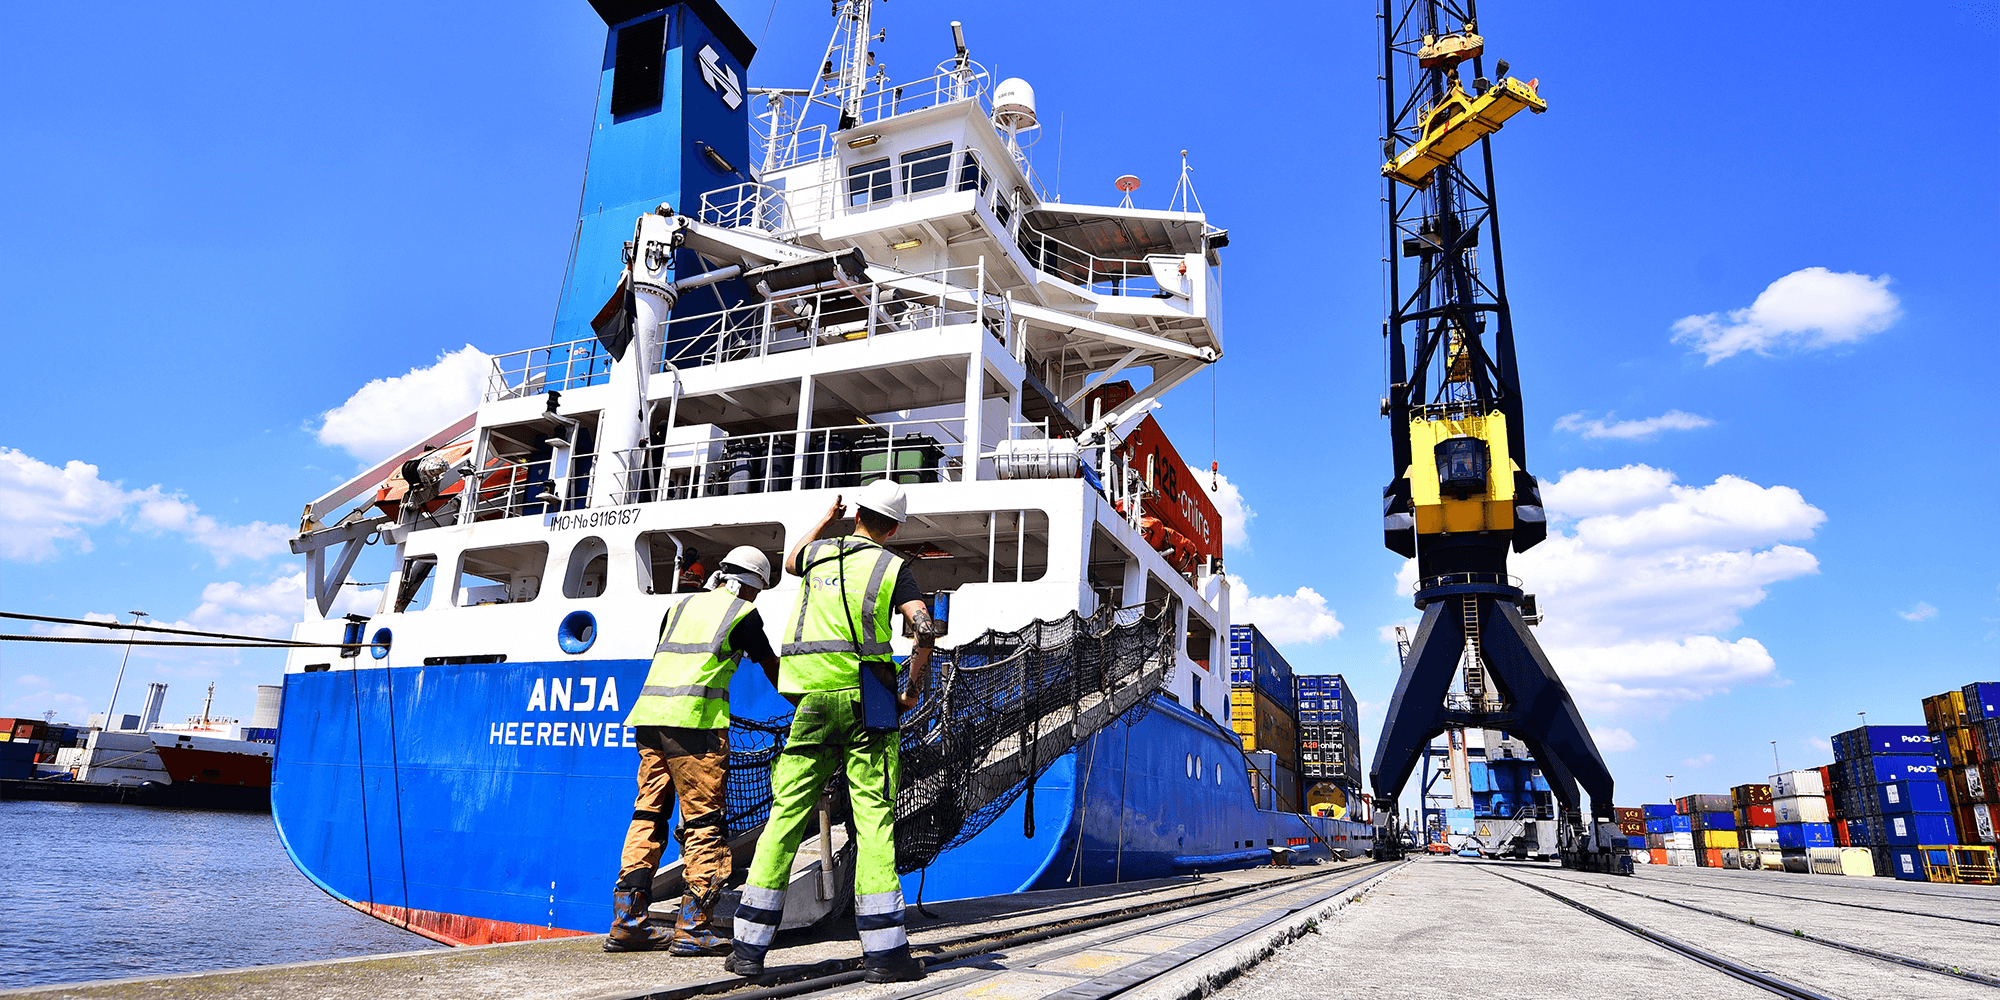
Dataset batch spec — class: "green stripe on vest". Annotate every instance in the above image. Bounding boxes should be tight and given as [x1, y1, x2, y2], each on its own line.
[625, 589, 754, 729]
[780, 537, 904, 695]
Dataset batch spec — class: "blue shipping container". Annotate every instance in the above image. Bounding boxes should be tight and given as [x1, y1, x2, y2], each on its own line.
[1885, 812, 1956, 846]
[1964, 682, 2000, 722]
[1699, 811, 1737, 831]
[1645, 817, 1673, 834]
[1887, 848, 1933, 881]
[1469, 761, 1490, 792]
[1834, 725, 1935, 761]
[1776, 822, 1834, 849]
[1878, 779, 1950, 815]
[1642, 803, 1676, 818]
[1863, 756, 1940, 784]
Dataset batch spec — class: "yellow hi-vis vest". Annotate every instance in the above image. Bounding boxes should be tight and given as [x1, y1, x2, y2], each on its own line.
[625, 588, 755, 729]
[780, 537, 904, 695]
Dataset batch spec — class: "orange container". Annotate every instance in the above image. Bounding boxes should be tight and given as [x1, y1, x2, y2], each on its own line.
[1700, 849, 1724, 868]
[1649, 849, 1669, 866]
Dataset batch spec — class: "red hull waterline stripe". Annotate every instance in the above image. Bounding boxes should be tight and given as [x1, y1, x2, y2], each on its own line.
[346, 899, 592, 948]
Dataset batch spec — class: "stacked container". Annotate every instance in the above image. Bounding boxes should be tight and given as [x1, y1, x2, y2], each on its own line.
[1933, 683, 2000, 852]
[1675, 794, 1737, 867]
[1229, 625, 1301, 810]
[1831, 725, 1949, 878]
[1615, 807, 1648, 864]
[1643, 803, 1693, 865]
[1292, 670, 1360, 798]
[1770, 770, 1836, 873]
[1732, 783, 1776, 869]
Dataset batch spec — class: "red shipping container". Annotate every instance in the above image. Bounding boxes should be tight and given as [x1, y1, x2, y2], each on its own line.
[1086, 383, 1222, 562]
[1700, 849, 1724, 868]
[1747, 803, 1775, 827]
[1649, 849, 1669, 866]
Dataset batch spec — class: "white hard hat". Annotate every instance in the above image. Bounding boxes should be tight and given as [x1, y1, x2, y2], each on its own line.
[854, 479, 908, 522]
[717, 545, 773, 588]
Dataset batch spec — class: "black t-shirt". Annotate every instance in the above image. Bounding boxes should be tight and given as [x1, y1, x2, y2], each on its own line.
[656, 604, 775, 665]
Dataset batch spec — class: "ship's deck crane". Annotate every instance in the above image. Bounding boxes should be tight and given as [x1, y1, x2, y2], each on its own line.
[1367, 0, 1628, 874]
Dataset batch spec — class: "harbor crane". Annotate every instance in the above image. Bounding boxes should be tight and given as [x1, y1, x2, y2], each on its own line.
[1367, 0, 1628, 874]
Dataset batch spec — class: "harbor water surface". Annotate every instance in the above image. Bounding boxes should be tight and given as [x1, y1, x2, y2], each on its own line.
[0, 800, 439, 989]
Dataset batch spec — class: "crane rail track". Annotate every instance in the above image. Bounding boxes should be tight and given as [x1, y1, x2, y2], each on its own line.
[1599, 869, 2000, 929]
[1519, 869, 2000, 988]
[606, 860, 1407, 1000]
[1483, 868, 1839, 1000]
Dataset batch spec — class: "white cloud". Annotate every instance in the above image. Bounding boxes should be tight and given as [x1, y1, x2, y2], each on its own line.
[1807, 737, 1832, 754]
[1682, 753, 1716, 768]
[317, 345, 491, 465]
[1393, 465, 1824, 717]
[1898, 601, 1938, 622]
[0, 448, 289, 564]
[1596, 728, 1638, 752]
[15, 674, 50, 688]
[1203, 472, 1255, 548]
[1229, 574, 1343, 645]
[1672, 267, 1901, 364]
[1554, 410, 1714, 441]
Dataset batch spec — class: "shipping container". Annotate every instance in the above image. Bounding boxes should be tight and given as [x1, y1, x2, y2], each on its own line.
[1641, 803, 1676, 818]
[1230, 686, 1297, 769]
[1695, 829, 1740, 850]
[1699, 848, 1724, 868]
[1776, 822, 1835, 849]
[1926, 690, 1968, 731]
[1229, 626, 1295, 714]
[1878, 779, 1950, 815]
[1731, 782, 1774, 805]
[1965, 682, 2000, 722]
[1773, 795, 1831, 825]
[1836, 847, 1875, 877]
[1646, 815, 1692, 834]
[1887, 848, 1934, 881]
[1833, 725, 1935, 761]
[1883, 812, 1956, 846]
[1838, 755, 1940, 785]
[1779, 848, 1812, 874]
[1771, 770, 1824, 798]
[1674, 794, 1732, 815]
[1806, 847, 1845, 875]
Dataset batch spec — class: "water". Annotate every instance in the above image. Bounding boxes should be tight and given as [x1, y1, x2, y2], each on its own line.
[0, 800, 440, 988]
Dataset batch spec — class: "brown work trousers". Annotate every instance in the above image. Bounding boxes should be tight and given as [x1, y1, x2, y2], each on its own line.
[619, 726, 731, 897]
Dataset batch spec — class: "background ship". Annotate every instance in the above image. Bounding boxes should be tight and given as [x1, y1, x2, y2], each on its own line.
[273, 0, 1371, 947]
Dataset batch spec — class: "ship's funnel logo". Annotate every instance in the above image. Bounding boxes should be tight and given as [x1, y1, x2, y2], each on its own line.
[697, 44, 742, 110]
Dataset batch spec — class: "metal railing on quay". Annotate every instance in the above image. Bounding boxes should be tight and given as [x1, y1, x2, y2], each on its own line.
[657, 262, 1011, 369]
[608, 418, 967, 505]
[485, 339, 613, 402]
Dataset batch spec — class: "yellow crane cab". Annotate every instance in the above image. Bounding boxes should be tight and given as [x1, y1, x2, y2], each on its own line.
[1383, 76, 1547, 190]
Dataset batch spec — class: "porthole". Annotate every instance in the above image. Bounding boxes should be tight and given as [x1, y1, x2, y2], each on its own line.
[1215, 763, 1222, 785]
[370, 628, 391, 659]
[1186, 753, 1194, 778]
[557, 610, 597, 654]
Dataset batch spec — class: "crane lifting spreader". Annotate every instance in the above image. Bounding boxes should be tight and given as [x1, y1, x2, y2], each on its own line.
[1367, 0, 1629, 875]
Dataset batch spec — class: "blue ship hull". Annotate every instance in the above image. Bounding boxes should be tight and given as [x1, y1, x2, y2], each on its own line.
[273, 660, 1370, 944]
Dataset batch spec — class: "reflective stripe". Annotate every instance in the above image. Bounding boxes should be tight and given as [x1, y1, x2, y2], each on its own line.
[639, 684, 730, 700]
[734, 918, 778, 947]
[781, 536, 905, 694]
[859, 552, 894, 649]
[857, 924, 908, 955]
[740, 884, 786, 910]
[855, 889, 906, 916]
[779, 639, 895, 657]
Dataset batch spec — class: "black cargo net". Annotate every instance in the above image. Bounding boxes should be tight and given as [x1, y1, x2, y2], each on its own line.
[717, 602, 1177, 874]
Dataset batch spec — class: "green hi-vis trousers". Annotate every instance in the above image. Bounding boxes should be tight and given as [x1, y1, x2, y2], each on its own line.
[731, 691, 908, 966]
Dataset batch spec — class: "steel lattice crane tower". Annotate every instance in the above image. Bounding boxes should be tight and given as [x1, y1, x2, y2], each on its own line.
[1368, 0, 1628, 873]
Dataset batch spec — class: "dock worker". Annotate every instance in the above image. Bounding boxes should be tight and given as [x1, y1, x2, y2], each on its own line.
[728, 480, 935, 984]
[606, 545, 780, 955]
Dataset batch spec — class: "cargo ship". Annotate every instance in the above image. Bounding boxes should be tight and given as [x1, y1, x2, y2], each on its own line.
[273, 0, 1370, 947]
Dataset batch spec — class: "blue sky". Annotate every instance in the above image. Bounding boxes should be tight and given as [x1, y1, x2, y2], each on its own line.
[2, 2, 1994, 805]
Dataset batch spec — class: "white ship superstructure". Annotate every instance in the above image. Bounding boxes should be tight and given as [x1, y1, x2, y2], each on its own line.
[287, 9, 1234, 723]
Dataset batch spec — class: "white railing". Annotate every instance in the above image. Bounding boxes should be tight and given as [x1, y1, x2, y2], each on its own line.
[700, 144, 1001, 236]
[607, 418, 967, 505]
[1017, 225, 1197, 300]
[465, 452, 597, 521]
[484, 338, 613, 402]
[657, 262, 1011, 369]
[752, 62, 992, 172]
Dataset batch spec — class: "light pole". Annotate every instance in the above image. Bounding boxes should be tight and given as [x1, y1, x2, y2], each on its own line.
[100, 610, 148, 731]
[1665, 774, 1675, 801]
[1771, 741, 1782, 774]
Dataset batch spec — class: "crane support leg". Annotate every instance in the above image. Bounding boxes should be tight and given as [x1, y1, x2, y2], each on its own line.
[1369, 599, 1464, 819]
[1477, 599, 1615, 821]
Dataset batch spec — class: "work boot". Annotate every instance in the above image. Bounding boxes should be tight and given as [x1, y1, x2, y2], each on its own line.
[724, 950, 764, 977]
[602, 888, 672, 953]
[666, 889, 731, 957]
[862, 947, 927, 984]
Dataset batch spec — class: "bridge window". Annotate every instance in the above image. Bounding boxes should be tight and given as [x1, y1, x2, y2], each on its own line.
[1436, 436, 1489, 497]
[900, 143, 953, 195]
[455, 542, 549, 607]
[847, 157, 892, 207]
